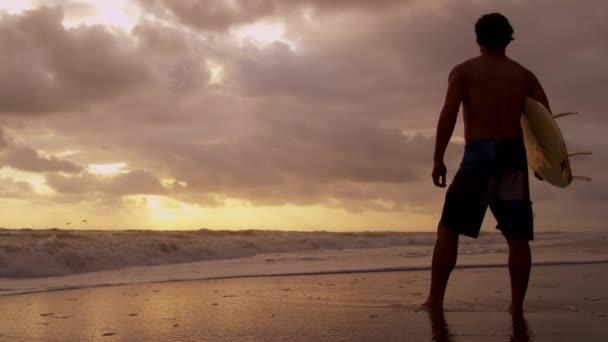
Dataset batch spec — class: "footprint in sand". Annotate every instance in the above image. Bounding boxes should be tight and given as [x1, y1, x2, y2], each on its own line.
[584, 297, 601, 302]
[102, 332, 116, 337]
[129, 313, 138, 317]
[173, 324, 180, 328]
[212, 303, 219, 306]
[223, 295, 238, 297]
[40, 313, 54, 317]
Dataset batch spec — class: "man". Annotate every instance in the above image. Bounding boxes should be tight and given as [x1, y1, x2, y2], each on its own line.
[423, 13, 550, 315]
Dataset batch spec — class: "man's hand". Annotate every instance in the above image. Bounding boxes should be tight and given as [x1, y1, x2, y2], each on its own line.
[432, 161, 447, 188]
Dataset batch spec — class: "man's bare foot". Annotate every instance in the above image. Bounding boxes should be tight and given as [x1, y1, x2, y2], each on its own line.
[422, 298, 444, 311]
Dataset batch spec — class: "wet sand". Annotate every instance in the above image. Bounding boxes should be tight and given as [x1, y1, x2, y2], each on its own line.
[0, 263, 606, 341]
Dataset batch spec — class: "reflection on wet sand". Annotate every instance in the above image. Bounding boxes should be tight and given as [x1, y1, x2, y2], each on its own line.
[510, 313, 533, 342]
[427, 310, 454, 342]
[426, 310, 533, 342]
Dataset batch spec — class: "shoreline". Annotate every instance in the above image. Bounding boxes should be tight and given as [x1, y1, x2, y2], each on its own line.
[2, 259, 608, 298]
[1, 263, 606, 341]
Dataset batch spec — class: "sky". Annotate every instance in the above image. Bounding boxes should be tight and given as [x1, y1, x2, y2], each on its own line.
[0, 0, 606, 231]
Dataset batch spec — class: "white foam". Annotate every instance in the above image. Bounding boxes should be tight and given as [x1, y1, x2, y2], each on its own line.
[0, 229, 606, 296]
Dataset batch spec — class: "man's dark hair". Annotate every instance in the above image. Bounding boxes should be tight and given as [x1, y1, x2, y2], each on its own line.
[475, 13, 514, 49]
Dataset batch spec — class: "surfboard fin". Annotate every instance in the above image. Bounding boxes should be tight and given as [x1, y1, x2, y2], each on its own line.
[569, 151, 593, 157]
[572, 176, 592, 182]
[553, 112, 578, 119]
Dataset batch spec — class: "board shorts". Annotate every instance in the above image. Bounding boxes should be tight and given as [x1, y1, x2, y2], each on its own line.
[440, 139, 534, 240]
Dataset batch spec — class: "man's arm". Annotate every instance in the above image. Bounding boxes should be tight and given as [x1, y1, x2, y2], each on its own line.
[432, 66, 464, 187]
[528, 70, 550, 181]
[528, 71, 551, 112]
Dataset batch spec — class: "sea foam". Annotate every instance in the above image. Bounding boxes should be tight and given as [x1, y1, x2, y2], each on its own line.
[0, 229, 606, 296]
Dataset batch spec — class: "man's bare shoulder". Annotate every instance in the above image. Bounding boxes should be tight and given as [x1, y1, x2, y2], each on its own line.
[449, 58, 478, 80]
[452, 57, 480, 71]
[505, 57, 536, 77]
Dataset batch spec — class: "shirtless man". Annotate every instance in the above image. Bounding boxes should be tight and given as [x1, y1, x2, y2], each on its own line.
[423, 13, 550, 314]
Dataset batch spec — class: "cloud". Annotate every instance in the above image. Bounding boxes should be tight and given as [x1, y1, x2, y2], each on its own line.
[0, 0, 606, 229]
[0, 130, 83, 173]
[0, 177, 34, 198]
[45, 169, 169, 196]
[0, 6, 149, 115]
[137, 0, 410, 32]
[1, 145, 83, 173]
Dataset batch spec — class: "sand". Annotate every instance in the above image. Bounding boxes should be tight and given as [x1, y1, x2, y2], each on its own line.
[0, 263, 606, 342]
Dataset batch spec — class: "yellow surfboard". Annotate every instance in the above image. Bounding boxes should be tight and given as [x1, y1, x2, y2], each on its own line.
[521, 98, 572, 188]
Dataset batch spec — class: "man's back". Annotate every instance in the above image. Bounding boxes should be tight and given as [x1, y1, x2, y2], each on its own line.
[453, 54, 549, 142]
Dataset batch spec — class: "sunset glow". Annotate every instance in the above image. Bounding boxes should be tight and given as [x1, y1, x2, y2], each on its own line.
[233, 21, 294, 48]
[88, 163, 128, 175]
[206, 60, 225, 84]
[0, 1, 602, 231]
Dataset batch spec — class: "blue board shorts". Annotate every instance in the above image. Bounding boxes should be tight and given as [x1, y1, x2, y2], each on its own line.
[440, 139, 534, 240]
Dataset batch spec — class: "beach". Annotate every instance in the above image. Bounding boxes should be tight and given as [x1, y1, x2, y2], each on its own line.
[1, 263, 606, 341]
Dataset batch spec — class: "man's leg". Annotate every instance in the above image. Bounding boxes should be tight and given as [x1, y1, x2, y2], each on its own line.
[507, 239, 531, 314]
[424, 224, 460, 310]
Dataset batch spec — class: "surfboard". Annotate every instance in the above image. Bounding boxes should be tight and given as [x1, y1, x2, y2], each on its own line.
[520, 98, 572, 188]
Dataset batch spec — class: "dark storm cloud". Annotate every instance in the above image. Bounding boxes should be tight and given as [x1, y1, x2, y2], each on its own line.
[45, 169, 169, 196]
[1, 144, 82, 173]
[0, 130, 82, 173]
[0, 6, 149, 115]
[139, 114, 434, 207]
